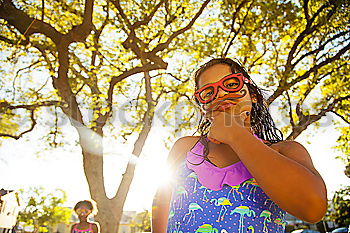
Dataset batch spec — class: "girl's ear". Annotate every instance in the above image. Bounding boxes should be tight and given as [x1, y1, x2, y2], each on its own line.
[251, 94, 258, 103]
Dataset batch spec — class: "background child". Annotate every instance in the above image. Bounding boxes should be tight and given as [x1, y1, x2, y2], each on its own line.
[71, 200, 99, 233]
[152, 58, 327, 232]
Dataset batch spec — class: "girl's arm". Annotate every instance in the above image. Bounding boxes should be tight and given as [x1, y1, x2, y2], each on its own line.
[70, 224, 76, 233]
[152, 185, 172, 233]
[151, 137, 197, 233]
[209, 111, 327, 223]
[92, 223, 99, 233]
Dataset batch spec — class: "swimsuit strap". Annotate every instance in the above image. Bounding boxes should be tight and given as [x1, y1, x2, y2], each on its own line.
[189, 136, 206, 156]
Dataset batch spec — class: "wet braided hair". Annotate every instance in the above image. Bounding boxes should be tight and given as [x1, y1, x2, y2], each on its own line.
[74, 200, 98, 215]
[193, 58, 283, 148]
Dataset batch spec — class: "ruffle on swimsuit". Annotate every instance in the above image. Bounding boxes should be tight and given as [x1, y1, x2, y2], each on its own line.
[186, 136, 262, 191]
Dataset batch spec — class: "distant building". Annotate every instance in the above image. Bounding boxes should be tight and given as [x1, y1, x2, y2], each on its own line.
[119, 211, 137, 233]
[285, 212, 336, 233]
[0, 189, 20, 233]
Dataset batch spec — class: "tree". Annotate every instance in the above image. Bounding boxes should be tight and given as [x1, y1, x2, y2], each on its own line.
[0, 0, 211, 232]
[328, 186, 350, 227]
[0, 101, 20, 146]
[18, 187, 72, 233]
[0, 0, 349, 232]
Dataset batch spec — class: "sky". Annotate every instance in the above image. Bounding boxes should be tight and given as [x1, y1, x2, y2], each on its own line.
[0, 114, 349, 212]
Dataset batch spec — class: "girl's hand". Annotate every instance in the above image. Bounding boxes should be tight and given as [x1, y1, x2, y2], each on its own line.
[207, 109, 250, 144]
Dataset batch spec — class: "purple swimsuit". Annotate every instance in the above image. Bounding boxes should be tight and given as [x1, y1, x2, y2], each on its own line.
[72, 223, 93, 233]
[167, 137, 286, 232]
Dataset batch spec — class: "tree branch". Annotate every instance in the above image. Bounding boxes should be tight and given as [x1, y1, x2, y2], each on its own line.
[331, 110, 350, 124]
[0, 0, 62, 44]
[287, 94, 350, 140]
[302, 0, 310, 24]
[96, 63, 166, 130]
[0, 100, 66, 110]
[107, 63, 166, 103]
[0, 35, 17, 45]
[222, 0, 252, 58]
[284, 1, 333, 72]
[55, 0, 84, 18]
[71, 53, 101, 94]
[149, 0, 211, 57]
[0, 109, 36, 139]
[131, 0, 166, 29]
[110, 0, 132, 30]
[66, 0, 94, 43]
[285, 92, 295, 128]
[113, 69, 159, 204]
[292, 30, 350, 69]
[290, 42, 350, 88]
[268, 41, 350, 104]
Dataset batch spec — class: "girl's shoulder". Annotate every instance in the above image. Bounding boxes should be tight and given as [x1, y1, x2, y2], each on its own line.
[90, 222, 98, 226]
[90, 222, 99, 233]
[270, 140, 308, 155]
[167, 136, 200, 167]
[271, 140, 318, 171]
[174, 136, 200, 148]
[70, 223, 77, 231]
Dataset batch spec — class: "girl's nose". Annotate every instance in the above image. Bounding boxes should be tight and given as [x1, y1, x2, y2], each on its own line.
[217, 87, 229, 98]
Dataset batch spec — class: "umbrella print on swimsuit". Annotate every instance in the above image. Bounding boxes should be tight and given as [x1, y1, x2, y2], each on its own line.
[210, 197, 233, 222]
[199, 185, 213, 202]
[187, 172, 199, 193]
[230, 205, 256, 233]
[182, 202, 203, 224]
[259, 210, 272, 233]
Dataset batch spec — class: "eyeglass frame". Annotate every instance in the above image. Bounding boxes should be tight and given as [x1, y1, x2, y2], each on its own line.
[75, 207, 92, 215]
[194, 72, 251, 104]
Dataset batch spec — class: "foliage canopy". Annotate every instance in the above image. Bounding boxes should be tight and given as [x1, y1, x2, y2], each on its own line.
[0, 0, 349, 231]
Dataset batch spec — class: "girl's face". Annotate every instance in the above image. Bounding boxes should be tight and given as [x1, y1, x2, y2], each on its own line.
[75, 205, 92, 219]
[196, 64, 255, 115]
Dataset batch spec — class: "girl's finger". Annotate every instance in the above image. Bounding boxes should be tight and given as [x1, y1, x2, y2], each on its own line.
[204, 110, 221, 121]
[240, 111, 250, 121]
[208, 136, 222, 144]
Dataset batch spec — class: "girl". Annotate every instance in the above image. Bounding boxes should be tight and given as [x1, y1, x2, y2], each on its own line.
[71, 200, 99, 233]
[152, 58, 327, 232]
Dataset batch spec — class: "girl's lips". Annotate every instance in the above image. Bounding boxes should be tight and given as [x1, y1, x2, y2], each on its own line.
[215, 101, 237, 111]
[210, 101, 236, 112]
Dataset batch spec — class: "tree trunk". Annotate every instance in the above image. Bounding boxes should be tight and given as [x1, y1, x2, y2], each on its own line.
[82, 146, 123, 233]
[94, 198, 121, 233]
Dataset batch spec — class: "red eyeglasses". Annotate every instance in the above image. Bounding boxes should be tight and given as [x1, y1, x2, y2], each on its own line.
[76, 208, 92, 216]
[194, 73, 250, 104]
